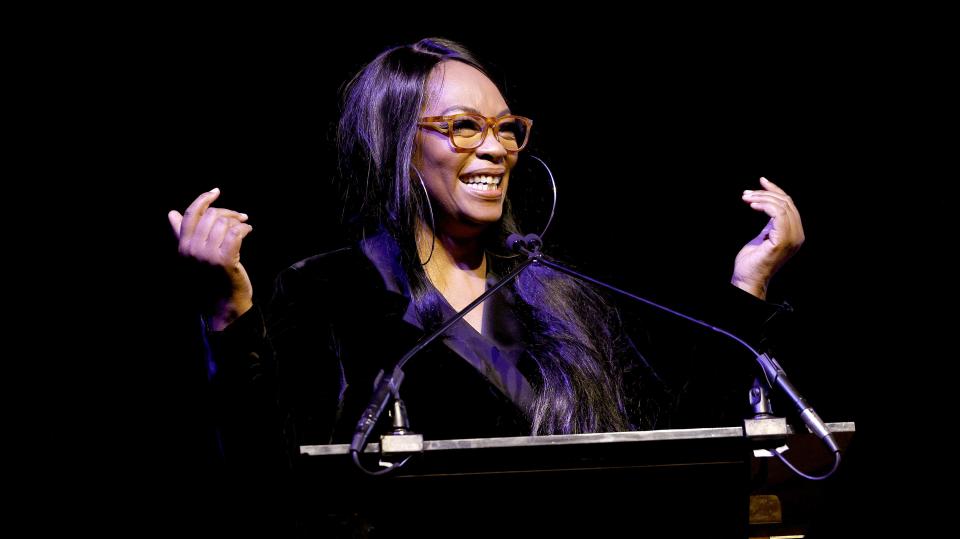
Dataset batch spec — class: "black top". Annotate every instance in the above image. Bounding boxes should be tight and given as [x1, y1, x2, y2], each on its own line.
[206, 230, 791, 463]
[362, 230, 534, 412]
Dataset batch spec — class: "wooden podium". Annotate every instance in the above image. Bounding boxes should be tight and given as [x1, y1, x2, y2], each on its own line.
[297, 422, 854, 537]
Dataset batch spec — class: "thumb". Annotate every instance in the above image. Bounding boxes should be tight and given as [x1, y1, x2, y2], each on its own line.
[167, 210, 183, 239]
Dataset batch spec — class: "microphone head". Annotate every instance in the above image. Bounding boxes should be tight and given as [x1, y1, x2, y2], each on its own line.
[505, 233, 527, 253]
[523, 233, 543, 252]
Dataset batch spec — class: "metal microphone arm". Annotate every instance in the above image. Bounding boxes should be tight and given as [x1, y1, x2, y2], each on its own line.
[349, 246, 541, 459]
[511, 237, 842, 480]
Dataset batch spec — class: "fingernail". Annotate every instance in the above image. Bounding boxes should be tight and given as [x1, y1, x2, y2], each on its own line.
[240, 213, 249, 220]
[743, 190, 754, 195]
[759, 177, 769, 182]
[209, 187, 220, 194]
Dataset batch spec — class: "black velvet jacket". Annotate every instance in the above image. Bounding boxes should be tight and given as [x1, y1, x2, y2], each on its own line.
[206, 232, 790, 467]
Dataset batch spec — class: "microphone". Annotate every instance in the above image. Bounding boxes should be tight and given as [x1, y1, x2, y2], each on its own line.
[756, 353, 839, 453]
[349, 241, 542, 457]
[350, 366, 405, 454]
[506, 233, 528, 253]
[512, 233, 840, 460]
[506, 233, 544, 254]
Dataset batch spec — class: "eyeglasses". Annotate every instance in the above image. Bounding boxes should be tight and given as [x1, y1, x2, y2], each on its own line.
[418, 113, 533, 152]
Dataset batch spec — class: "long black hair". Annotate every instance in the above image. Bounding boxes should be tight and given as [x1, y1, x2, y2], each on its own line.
[337, 38, 632, 434]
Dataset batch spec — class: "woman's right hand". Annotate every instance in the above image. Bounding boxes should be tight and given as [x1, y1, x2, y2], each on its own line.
[168, 188, 254, 331]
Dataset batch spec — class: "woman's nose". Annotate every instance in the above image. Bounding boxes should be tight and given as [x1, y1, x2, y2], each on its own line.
[474, 125, 508, 161]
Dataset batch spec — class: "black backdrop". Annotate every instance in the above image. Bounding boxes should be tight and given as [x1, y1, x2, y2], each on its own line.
[74, 20, 917, 535]
[144, 29, 868, 408]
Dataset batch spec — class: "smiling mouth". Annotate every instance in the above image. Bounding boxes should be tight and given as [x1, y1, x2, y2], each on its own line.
[459, 174, 503, 193]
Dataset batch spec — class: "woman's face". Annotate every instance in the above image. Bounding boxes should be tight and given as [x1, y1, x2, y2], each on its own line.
[416, 61, 518, 238]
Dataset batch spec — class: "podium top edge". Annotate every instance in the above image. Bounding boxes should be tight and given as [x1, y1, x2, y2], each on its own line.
[299, 421, 855, 456]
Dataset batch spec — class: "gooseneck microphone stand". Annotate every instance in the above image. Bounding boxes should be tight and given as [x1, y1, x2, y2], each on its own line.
[352, 232, 840, 481]
[509, 234, 841, 481]
[349, 240, 543, 475]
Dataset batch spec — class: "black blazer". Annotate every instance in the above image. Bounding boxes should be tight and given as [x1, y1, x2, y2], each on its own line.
[206, 235, 790, 467]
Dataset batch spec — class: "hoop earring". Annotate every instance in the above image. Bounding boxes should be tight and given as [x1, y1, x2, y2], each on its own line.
[529, 154, 558, 239]
[489, 154, 559, 259]
[412, 166, 436, 266]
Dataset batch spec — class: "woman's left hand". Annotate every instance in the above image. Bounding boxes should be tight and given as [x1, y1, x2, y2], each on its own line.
[732, 177, 805, 300]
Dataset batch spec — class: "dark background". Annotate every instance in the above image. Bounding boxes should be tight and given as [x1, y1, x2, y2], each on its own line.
[142, 28, 872, 414]
[45, 17, 936, 535]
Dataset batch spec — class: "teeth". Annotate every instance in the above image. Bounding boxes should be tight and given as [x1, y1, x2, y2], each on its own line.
[460, 174, 502, 186]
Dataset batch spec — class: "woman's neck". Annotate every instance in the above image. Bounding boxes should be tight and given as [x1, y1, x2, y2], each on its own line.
[417, 221, 489, 329]
[418, 221, 485, 276]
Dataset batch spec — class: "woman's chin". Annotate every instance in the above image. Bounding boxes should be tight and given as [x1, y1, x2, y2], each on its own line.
[440, 213, 502, 237]
[452, 201, 503, 227]
[467, 211, 504, 228]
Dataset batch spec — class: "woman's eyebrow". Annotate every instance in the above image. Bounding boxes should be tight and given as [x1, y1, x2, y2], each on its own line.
[439, 105, 511, 117]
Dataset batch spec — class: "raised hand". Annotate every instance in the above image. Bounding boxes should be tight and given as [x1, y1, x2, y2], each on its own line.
[732, 177, 805, 300]
[168, 188, 254, 330]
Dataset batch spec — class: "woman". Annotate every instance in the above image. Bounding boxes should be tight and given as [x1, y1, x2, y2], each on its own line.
[167, 37, 803, 452]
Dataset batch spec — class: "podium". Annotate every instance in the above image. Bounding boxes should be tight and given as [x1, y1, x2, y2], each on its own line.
[297, 422, 854, 537]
